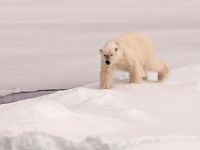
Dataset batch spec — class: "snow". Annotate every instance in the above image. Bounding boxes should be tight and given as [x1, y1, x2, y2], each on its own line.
[0, 0, 200, 149]
[0, 65, 200, 149]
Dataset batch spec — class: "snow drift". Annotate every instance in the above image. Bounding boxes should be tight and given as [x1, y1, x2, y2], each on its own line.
[0, 65, 200, 149]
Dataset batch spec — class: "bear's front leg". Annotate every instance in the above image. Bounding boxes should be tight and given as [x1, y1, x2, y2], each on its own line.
[100, 66, 114, 89]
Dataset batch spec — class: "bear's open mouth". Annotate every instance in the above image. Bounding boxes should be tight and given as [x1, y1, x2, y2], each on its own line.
[105, 60, 111, 65]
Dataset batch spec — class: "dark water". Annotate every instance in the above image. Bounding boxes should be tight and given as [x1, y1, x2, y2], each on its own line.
[0, 90, 60, 104]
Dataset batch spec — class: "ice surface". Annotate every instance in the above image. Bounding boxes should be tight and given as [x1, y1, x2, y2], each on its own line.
[0, 0, 200, 95]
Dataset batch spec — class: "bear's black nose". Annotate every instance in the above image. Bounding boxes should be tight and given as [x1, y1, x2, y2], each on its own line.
[105, 60, 111, 65]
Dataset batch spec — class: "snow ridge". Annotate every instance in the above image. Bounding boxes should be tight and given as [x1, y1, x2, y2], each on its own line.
[0, 132, 198, 150]
[55, 87, 154, 123]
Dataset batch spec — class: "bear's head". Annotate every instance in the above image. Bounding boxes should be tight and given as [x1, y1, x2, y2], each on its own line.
[99, 38, 124, 66]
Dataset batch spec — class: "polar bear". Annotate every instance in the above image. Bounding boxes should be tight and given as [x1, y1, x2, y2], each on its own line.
[99, 32, 169, 89]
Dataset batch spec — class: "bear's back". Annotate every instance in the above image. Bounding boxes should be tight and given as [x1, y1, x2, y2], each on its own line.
[120, 32, 155, 52]
[120, 32, 156, 66]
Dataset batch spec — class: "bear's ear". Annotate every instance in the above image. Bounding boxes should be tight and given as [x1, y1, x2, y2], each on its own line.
[99, 49, 103, 53]
[115, 37, 126, 50]
[115, 48, 118, 52]
[115, 40, 120, 46]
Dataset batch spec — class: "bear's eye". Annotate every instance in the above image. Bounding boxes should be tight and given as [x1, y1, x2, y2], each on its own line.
[115, 48, 118, 51]
[104, 55, 106, 57]
[110, 54, 113, 56]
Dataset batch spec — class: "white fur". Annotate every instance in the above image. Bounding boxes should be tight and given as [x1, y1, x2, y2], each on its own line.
[99, 32, 169, 89]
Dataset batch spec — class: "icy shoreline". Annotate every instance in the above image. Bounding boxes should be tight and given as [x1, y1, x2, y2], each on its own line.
[0, 90, 58, 104]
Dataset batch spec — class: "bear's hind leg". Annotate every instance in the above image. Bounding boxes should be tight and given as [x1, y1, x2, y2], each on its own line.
[142, 67, 147, 80]
[129, 63, 144, 84]
[146, 57, 169, 81]
[143, 75, 148, 80]
[129, 72, 142, 83]
[158, 64, 169, 81]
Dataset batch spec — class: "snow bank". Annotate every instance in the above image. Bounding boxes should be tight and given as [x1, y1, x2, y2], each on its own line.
[0, 65, 200, 149]
[0, 132, 199, 150]
[0, 132, 113, 150]
[54, 87, 154, 123]
[0, 98, 130, 140]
